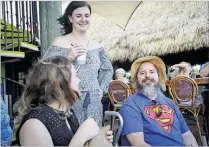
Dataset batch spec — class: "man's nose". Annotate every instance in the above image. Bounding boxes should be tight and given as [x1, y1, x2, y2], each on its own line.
[145, 73, 151, 78]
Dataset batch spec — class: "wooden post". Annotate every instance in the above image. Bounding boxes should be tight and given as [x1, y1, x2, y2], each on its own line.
[39, 1, 62, 55]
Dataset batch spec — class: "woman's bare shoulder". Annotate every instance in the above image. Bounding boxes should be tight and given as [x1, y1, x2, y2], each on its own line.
[19, 119, 53, 146]
[51, 36, 71, 48]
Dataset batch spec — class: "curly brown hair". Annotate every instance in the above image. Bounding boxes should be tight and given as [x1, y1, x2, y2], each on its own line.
[18, 56, 79, 120]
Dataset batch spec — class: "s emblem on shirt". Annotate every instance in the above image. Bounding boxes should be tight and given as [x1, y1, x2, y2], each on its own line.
[144, 104, 174, 133]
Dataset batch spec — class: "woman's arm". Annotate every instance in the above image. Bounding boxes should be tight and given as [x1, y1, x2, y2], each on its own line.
[19, 119, 86, 147]
[20, 118, 112, 147]
[20, 119, 89, 147]
[98, 48, 114, 94]
[19, 119, 54, 146]
[68, 131, 87, 147]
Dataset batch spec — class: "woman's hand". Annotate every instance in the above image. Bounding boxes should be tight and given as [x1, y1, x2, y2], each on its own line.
[68, 44, 86, 60]
[77, 118, 99, 142]
[69, 118, 99, 147]
[106, 130, 113, 143]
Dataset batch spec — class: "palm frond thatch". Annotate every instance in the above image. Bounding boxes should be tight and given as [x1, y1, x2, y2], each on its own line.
[89, 1, 209, 62]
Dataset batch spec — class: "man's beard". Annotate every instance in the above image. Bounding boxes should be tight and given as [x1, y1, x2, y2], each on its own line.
[137, 78, 160, 99]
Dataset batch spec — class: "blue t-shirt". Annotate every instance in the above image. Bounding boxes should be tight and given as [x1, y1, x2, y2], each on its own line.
[119, 91, 189, 146]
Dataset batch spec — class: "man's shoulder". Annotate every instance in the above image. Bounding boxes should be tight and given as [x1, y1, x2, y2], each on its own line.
[124, 93, 138, 103]
[121, 93, 142, 110]
[159, 94, 176, 106]
[119, 94, 142, 116]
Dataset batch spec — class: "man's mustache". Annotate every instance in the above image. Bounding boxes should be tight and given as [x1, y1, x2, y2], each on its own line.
[142, 78, 155, 83]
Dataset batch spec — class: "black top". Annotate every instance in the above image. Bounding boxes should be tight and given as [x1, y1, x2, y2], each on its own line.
[16, 104, 79, 146]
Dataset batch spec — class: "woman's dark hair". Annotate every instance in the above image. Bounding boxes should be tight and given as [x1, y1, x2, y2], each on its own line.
[57, 1, 91, 35]
[18, 56, 79, 120]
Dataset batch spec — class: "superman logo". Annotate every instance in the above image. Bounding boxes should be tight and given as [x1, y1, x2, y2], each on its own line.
[144, 104, 174, 133]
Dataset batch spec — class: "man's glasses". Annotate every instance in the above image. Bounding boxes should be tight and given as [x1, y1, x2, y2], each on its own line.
[152, 100, 163, 118]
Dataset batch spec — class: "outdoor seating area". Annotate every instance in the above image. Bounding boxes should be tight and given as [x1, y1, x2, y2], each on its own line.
[105, 73, 209, 145]
[1, 1, 209, 146]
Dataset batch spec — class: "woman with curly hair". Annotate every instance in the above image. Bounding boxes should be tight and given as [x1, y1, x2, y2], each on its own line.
[16, 56, 113, 146]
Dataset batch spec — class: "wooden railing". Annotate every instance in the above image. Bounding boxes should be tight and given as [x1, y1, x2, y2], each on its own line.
[1, 1, 39, 55]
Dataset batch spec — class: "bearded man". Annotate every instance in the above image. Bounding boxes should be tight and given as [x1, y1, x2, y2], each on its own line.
[119, 56, 198, 146]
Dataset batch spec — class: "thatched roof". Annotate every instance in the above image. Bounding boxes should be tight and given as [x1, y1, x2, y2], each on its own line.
[88, 1, 209, 62]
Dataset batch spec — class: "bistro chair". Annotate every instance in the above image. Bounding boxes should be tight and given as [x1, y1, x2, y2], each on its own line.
[168, 76, 205, 145]
[108, 80, 131, 134]
[108, 80, 131, 111]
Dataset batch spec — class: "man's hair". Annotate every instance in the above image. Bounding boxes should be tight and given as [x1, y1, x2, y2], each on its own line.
[176, 61, 192, 76]
[115, 68, 126, 76]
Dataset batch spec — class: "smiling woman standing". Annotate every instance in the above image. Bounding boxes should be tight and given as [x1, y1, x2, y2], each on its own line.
[42, 1, 113, 127]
